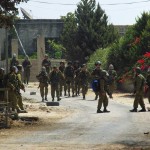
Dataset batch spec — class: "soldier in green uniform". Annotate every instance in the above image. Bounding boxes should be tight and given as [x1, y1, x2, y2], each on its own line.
[16, 65, 27, 113]
[130, 67, 146, 112]
[22, 55, 32, 85]
[107, 64, 117, 98]
[6, 66, 22, 112]
[10, 53, 19, 69]
[64, 62, 75, 97]
[49, 66, 64, 101]
[91, 61, 102, 100]
[74, 61, 81, 96]
[42, 54, 51, 74]
[97, 70, 110, 113]
[36, 67, 49, 102]
[146, 67, 150, 103]
[0, 68, 5, 101]
[59, 61, 67, 96]
[78, 64, 90, 99]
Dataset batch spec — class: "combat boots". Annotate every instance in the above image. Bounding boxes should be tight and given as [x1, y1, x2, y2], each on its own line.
[45, 97, 48, 101]
[97, 109, 103, 113]
[103, 108, 110, 113]
[130, 108, 137, 112]
[139, 108, 146, 112]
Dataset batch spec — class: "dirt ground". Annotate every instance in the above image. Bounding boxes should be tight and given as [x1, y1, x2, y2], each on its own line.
[0, 83, 150, 150]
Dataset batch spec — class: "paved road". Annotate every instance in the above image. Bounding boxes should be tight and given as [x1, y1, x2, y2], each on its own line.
[1, 88, 150, 149]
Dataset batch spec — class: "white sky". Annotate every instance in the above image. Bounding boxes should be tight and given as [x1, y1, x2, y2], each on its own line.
[17, 0, 150, 25]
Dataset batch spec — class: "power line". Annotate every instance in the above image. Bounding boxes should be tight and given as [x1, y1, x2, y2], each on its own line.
[29, 0, 150, 6]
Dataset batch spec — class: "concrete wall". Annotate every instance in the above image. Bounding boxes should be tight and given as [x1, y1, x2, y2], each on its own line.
[14, 19, 63, 55]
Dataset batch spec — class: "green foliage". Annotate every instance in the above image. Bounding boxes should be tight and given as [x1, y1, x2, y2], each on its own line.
[61, 0, 118, 63]
[0, 0, 28, 28]
[18, 52, 37, 59]
[87, 47, 110, 71]
[47, 40, 66, 59]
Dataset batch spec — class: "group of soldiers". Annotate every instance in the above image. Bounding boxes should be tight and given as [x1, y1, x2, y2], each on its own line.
[37, 55, 118, 113]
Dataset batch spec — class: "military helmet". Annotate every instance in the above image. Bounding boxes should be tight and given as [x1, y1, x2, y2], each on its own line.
[41, 66, 46, 72]
[135, 67, 141, 74]
[95, 61, 101, 66]
[81, 64, 86, 68]
[60, 61, 64, 64]
[109, 64, 114, 70]
[101, 70, 108, 77]
[13, 53, 16, 58]
[45, 54, 48, 57]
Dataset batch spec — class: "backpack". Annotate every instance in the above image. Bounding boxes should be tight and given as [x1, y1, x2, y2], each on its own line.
[91, 79, 100, 92]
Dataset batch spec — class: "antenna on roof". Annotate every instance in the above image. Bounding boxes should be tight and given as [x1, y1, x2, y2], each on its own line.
[20, 7, 33, 19]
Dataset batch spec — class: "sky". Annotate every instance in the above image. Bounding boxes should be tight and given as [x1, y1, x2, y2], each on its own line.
[17, 0, 150, 25]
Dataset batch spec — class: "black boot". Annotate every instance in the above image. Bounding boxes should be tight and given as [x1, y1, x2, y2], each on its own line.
[103, 108, 110, 113]
[57, 97, 61, 101]
[97, 109, 103, 113]
[130, 108, 137, 112]
[139, 108, 146, 112]
[83, 95, 85, 100]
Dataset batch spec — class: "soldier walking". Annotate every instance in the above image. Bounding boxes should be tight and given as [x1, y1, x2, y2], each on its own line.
[146, 67, 150, 103]
[36, 67, 49, 102]
[78, 64, 90, 99]
[10, 53, 19, 69]
[64, 62, 75, 97]
[130, 67, 146, 112]
[22, 55, 32, 84]
[59, 61, 67, 96]
[42, 54, 51, 74]
[97, 70, 110, 113]
[107, 64, 117, 98]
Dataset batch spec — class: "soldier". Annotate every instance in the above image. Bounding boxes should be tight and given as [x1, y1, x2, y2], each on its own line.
[0, 68, 5, 101]
[10, 53, 19, 69]
[74, 61, 81, 96]
[78, 64, 90, 99]
[107, 64, 117, 98]
[42, 54, 51, 74]
[6, 66, 22, 112]
[36, 67, 49, 102]
[97, 70, 110, 113]
[59, 61, 67, 96]
[22, 55, 32, 84]
[91, 61, 102, 100]
[130, 67, 146, 112]
[64, 61, 75, 97]
[49, 66, 64, 101]
[146, 67, 150, 103]
[16, 65, 27, 113]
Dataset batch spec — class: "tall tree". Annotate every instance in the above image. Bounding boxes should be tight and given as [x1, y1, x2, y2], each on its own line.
[0, 0, 28, 28]
[61, 0, 118, 63]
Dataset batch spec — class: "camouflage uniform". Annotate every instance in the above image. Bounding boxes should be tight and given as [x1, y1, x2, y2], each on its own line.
[49, 67, 64, 101]
[59, 62, 67, 96]
[130, 67, 146, 112]
[0, 68, 5, 101]
[97, 70, 110, 113]
[42, 55, 51, 74]
[91, 64, 102, 100]
[78, 65, 90, 99]
[10, 54, 19, 69]
[64, 62, 75, 97]
[74, 68, 81, 96]
[108, 67, 117, 98]
[36, 67, 49, 101]
[22, 56, 32, 84]
[146, 72, 150, 103]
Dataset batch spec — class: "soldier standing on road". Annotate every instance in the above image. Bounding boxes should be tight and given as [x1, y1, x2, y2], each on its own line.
[42, 54, 51, 74]
[64, 61, 75, 97]
[10, 53, 19, 69]
[107, 64, 117, 98]
[74, 61, 81, 96]
[78, 64, 90, 100]
[59, 61, 67, 96]
[146, 67, 150, 103]
[130, 67, 146, 112]
[91, 61, 102, 100]
[22, 55, 32, 85]
[36, 67, 49, 102]
[16, 65, 27, 113]
[49, 66, 64, 101]
[97, 70, 110, 113]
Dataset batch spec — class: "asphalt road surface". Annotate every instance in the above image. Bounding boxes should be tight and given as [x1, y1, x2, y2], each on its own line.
[1, 87, 150, 150]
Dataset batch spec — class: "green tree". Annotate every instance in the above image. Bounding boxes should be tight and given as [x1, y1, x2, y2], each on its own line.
[61, 0, 118, 63]
[0, 0, 28, 28]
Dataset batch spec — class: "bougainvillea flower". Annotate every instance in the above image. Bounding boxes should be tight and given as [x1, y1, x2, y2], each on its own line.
[137, 59, 145, 64]
[140, 65, 146, 71]
[144, 52, 150, 58]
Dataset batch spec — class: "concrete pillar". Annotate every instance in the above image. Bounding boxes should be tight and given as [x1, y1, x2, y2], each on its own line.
[37, 35, 45, 71]
[11, 39, 18, 58]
